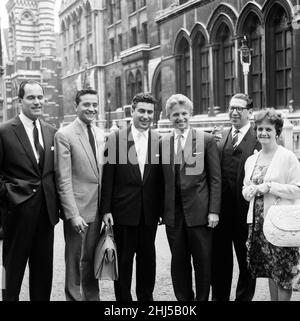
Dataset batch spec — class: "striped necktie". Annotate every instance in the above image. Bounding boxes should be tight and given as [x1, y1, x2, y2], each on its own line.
[232, 129, 240, 149]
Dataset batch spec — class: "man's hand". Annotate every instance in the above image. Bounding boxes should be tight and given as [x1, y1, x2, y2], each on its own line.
[70, 216, 88, 234]
[103, 213, 114, 226]
[208, 213, 219, 228]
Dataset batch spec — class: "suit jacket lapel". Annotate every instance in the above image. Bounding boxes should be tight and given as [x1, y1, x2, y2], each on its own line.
[127, 127, 142, 182]
[218, 128, 231, 159]
[239, 127, 257, 161]
[75, 121, 98, 177]
[183, 128, 194, 169]
[12, 116, 40, 173]
[40, 120, 51, 173]
[142, 131, 160, 183]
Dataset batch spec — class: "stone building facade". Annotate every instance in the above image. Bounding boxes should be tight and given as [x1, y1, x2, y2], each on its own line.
[59, 0, 300, 126]
[4, 0, 63, 128]
[156, 0, 300, 116]
[0, 19, 4, 123]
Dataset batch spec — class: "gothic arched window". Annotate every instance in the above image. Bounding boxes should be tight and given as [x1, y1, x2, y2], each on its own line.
[136, 70, 142, 94]
[213, 22, 235, 111]
[175, 34, 191, 98]
[192, 30, 209, 114]
[266, 4, 292, 108]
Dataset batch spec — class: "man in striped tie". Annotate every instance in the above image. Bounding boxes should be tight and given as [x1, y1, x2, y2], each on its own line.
[211, 93, 261, 301]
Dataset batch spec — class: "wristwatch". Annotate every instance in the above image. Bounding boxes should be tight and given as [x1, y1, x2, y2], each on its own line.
[266, 182, 272, 193]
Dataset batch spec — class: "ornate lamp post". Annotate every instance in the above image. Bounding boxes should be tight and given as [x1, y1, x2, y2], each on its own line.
[239, 36, 252, 95]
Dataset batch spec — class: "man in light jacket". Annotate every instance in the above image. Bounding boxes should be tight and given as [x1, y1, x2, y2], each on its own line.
[55, 89, 105, 301]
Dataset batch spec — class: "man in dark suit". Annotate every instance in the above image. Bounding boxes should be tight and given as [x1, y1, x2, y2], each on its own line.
[0, 80, 59, 301]
[211, 93, 260, 301]
[161, 94, 221, 301]
[100, 93, 163, 301]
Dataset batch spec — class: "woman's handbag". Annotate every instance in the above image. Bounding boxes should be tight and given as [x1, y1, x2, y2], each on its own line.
[94, 224, 118, 280]
[263, 202, 300, 247]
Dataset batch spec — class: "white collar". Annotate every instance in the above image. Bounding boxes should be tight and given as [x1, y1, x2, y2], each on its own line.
[231, 122, 251, 136]
[76, 117, 94, 130]
[19, 111, 40, 128]
[131, 124, 149, 139]
[174, 127, 190, 140]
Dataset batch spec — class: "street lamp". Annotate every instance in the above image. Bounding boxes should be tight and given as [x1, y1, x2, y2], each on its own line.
[239, 35, 252, 95]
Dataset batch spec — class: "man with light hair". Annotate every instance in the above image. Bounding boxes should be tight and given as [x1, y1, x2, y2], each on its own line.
[161, 94, 221, 301]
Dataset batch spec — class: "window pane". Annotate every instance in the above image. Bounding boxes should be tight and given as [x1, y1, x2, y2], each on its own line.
[276, 89, 284, 106]
[286, 69, 292, 87]
[286, 48, 292, 67]
[286, 30, 292, 48]
[275, 32, 284, 49]
[276, 70, 284, 89]
[276, 51, 284, 69]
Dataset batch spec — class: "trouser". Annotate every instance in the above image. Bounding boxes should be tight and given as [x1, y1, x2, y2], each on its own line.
[211, 215, 256, 301]
[113, 221, 158, 301]
[64, 215, 100, 301]
[166, 211, 213, 301]
[2, 191, 54, 301]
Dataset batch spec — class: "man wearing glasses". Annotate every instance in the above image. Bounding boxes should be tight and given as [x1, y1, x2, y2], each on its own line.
[211, 93, 261, 301]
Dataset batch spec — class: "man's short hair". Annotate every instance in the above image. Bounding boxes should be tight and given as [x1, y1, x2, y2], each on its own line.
[75, 88, 98, 105]
[131, 93, 157, 110]
[165, 94, 193, 118]
[230, 93, 253, 109]
[18, 80, 44, 99]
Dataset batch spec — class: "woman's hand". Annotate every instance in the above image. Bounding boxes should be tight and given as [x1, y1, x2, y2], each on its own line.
[255, 183, 270, 196]
[247, 184, 258, 199]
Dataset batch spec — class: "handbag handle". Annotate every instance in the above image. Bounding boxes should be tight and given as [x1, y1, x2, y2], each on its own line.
[273, 197, 281, 206]
[104, 222, 114, 238]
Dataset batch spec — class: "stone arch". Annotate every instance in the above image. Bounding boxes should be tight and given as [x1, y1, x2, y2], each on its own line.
[236, 2, 263, 36]
[207, 3, 237, 40]
[263, 0, 293, 22]
[173, 28, 190, 56]
[190, 22, 209, 44]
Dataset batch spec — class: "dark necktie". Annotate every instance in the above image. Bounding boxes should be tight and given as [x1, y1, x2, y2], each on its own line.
[232, 129, 240, 149]
[87, 124, 97, 162]
[33, 120, 44, 171]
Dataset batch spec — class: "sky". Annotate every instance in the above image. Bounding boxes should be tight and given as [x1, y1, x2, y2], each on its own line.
[0, 0, 62, 32]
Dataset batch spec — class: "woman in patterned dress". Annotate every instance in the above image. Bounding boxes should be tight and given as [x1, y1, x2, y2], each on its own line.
[243, 108, 300, 301]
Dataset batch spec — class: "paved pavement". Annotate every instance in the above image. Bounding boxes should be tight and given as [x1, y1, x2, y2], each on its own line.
[1, 221, 300, 301]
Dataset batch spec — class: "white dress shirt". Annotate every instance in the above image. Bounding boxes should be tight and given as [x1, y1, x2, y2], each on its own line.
[174, 127, 190, 153]
[131, 124, 149, 178]
[19, 112, 44, 163]
[231, 122, 251, 147]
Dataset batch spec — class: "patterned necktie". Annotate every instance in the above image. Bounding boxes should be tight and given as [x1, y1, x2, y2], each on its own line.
[232, 129, 240, 149]
[33, 120, 44, 171]
[87, 124, 97, 162]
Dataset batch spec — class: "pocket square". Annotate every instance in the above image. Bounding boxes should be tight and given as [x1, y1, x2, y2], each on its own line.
[192, 152, 203, 156]
[51, 146, 54, 151]
[155, 154, 160, 157]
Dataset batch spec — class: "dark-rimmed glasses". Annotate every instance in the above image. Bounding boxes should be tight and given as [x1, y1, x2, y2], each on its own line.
[229, 106, 248, 113]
